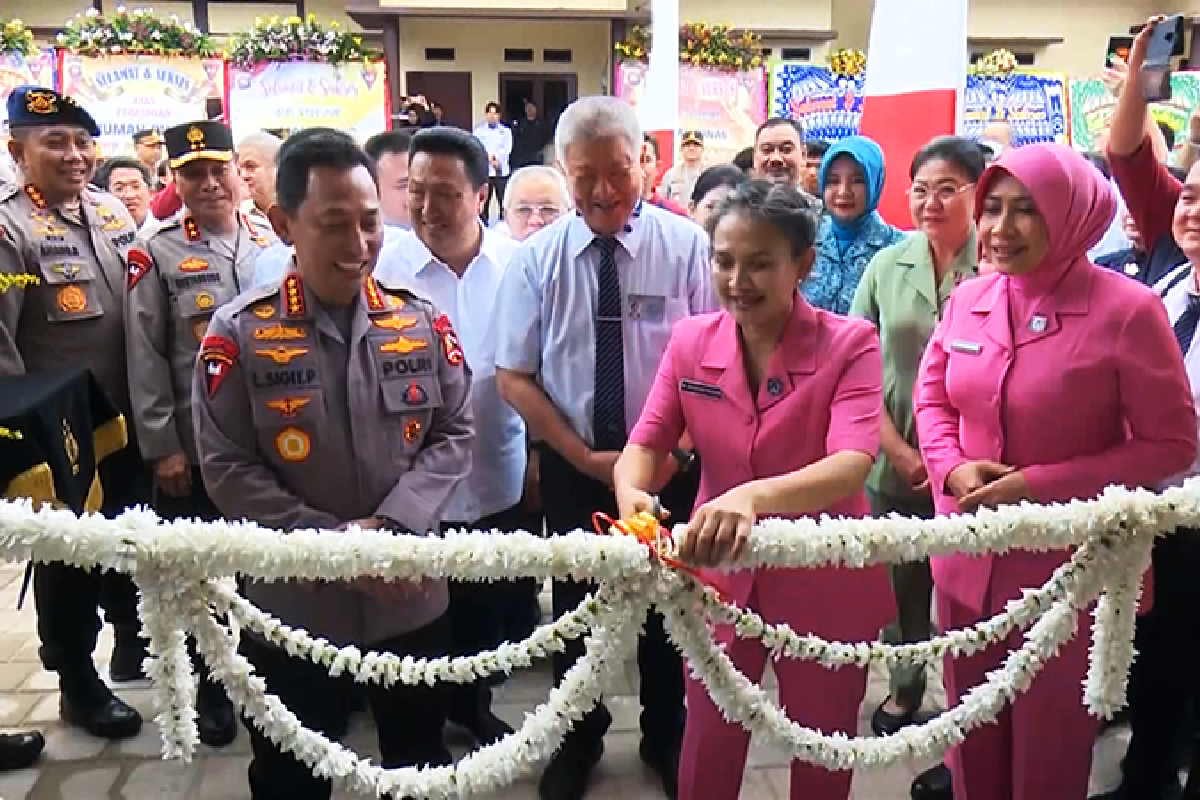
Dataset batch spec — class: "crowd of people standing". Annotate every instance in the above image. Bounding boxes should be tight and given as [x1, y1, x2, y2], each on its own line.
[3, 13, 1200, 800]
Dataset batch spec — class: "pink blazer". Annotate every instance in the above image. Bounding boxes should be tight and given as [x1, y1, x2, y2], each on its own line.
[630, 296, 894, 639]
[915, 265, 1197, 613]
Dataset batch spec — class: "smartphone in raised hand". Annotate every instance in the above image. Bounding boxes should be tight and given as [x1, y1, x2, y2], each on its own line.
[1142, 14, 1183, 102]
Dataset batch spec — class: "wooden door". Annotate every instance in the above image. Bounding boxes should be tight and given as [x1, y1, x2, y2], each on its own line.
[404, 71, 473, 130]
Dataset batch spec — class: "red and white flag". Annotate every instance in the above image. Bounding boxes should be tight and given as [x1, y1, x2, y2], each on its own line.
[858, 0, 968, 226]
[639, 0, 679, 175]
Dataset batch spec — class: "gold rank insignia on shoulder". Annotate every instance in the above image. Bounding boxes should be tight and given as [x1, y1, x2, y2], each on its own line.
[379, 335, 428, 355]
[26, 90, 57, 115]
[372, 315, 418, 331]
[255, 346, 309, 365]
[23, 185, 46, 210]
[363, 276, 388, 312]
[283, 274, 305, 317]
[253, 323, 307, 341]
[183, 216, 201, 242]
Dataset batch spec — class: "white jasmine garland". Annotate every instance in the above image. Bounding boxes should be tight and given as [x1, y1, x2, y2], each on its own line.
[0, 477, 1195, 795]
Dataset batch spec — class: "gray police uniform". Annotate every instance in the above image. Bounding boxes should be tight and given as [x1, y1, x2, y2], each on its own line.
[126, 209, 277, 469]
[192, 269, 472, 793]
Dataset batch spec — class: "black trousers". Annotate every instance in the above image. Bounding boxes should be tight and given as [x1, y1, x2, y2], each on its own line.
[539, 447, 698, 748]
[444, 502, 535, 722]
[1121, 526, 1200, 795]
[242, 614, 453, 800]
[35, 445, 148, 672]
[483, 176, 508, 222]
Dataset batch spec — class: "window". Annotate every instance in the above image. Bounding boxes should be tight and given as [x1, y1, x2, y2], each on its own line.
[425, 47, 455, 61]
[543, 49, 573, 64]
[504, 48, 535, 63]
[780, 47, 811, 60]
[760, 47, 774, 57]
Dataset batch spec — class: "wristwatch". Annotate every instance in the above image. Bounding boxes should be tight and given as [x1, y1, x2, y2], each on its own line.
[670, 448, 696, 473]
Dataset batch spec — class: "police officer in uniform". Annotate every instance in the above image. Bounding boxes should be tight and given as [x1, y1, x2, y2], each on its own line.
[0, 86, 145, 739]
[192, 128, 471, 799]
[125, 119, 276, 746]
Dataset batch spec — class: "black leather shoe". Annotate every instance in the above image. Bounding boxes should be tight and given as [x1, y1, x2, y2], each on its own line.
[197, 683, 237, 748]
[639, 737, 680, 799]
[911, 764, 953, 800]
[60, 688, 142, 740]
[0, 731, 44, 771]
[872, 697, 920, 737]
[449, 709, 513, 747]
[109, 627, 150, 683]
[539, 735, 605, 800]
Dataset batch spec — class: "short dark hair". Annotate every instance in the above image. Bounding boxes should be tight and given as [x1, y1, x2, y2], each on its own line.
[409, 127, 490, 189]
[1158, 121, 1176, 153]
[754, 117, 804, 144]
[732, 147, 755, 172]
[805, 139, 831, 160]
[705, 178, 818, 257]
[132, 129, 158, 145]
[485, 101, 501, 114]
[364, 129, 413, 162]
[275, 127, 376, 216]
[691, 164, 748, 205]
[94, 156, 152, 190]
[910, 135, 987, 183]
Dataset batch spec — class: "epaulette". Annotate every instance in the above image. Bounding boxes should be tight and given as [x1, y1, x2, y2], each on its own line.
[375, 276, 433, 314]
[146, 213, 184, 240]
[227, 279, 282, 321]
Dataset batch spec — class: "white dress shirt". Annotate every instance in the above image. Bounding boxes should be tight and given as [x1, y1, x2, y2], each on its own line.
[495, 203, 715, 447]
[1155, 262, 1200, 484]
[375, 225, 525, 522]
[472, 123, 514, 178]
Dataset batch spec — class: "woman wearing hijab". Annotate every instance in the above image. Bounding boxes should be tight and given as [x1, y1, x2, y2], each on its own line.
[804, 134, 905, 315]
[851, 135, 985, 738]
[613, 180, 894, 800]
[915, 142, 1197, 800]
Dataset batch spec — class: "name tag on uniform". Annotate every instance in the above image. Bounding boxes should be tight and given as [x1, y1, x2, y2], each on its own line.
[950, 340, 982, 355]
[628, 294, 665, 322]
[680, 378, 722, 399]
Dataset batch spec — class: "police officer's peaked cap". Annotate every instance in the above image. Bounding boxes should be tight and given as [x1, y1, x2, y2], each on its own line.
[164, 120, 235, 169]
[6, 86, 100, 137]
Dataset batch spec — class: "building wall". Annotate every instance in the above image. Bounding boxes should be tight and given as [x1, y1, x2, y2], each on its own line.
[396, 18, 611, 123]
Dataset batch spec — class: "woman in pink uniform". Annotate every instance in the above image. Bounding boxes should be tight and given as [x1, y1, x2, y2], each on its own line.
[914, 142, 1197, 800]
[613, 180, 895, 800]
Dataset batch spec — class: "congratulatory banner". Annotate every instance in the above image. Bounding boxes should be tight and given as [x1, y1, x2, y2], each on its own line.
[58, 53, 223, 157]
[226, 61, 390, 142]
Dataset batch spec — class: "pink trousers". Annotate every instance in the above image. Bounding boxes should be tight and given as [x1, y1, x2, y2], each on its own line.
[937, 554, 1097, 800]
[677, 566, 892, 800]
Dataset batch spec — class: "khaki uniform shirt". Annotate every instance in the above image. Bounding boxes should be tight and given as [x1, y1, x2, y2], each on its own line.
[126, 210, 277, 464]
[849, 230, 977, 502]
[192, 270, 474, 645]
[0, 180, 139, 418]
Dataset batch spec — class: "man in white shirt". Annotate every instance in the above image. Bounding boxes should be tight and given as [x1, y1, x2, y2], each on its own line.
[472, 102, 513, 224]
[364, 129, 413, 230]
[374, 126, 527, 748]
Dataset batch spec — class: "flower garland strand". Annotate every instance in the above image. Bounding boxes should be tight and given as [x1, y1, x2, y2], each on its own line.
[57, 7, 217, 58]
[0, 19, 38, 58]
[228, 14, 376, 69]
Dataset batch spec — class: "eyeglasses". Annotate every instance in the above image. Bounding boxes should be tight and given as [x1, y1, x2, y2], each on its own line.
[511, 204, 565, 220]
[907, 183, 974, 204]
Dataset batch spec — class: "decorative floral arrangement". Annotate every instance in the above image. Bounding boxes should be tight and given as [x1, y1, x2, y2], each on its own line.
[614, 22, 763, 71]
[228, 14, 376, 68]
[57, 7, 217, 58]
[827, 47, 867, 77]
[971, 47, 1019, 76]
[0, 477, 1191, 792]
[0, 18, 38, 58]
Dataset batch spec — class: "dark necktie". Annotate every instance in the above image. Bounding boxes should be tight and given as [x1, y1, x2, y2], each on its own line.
[1175, 294, 1200, 357]
[592, 236, 626, 451]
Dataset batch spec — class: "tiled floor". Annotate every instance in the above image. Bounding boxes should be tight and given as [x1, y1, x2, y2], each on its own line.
[0, 560, 1130, 799]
